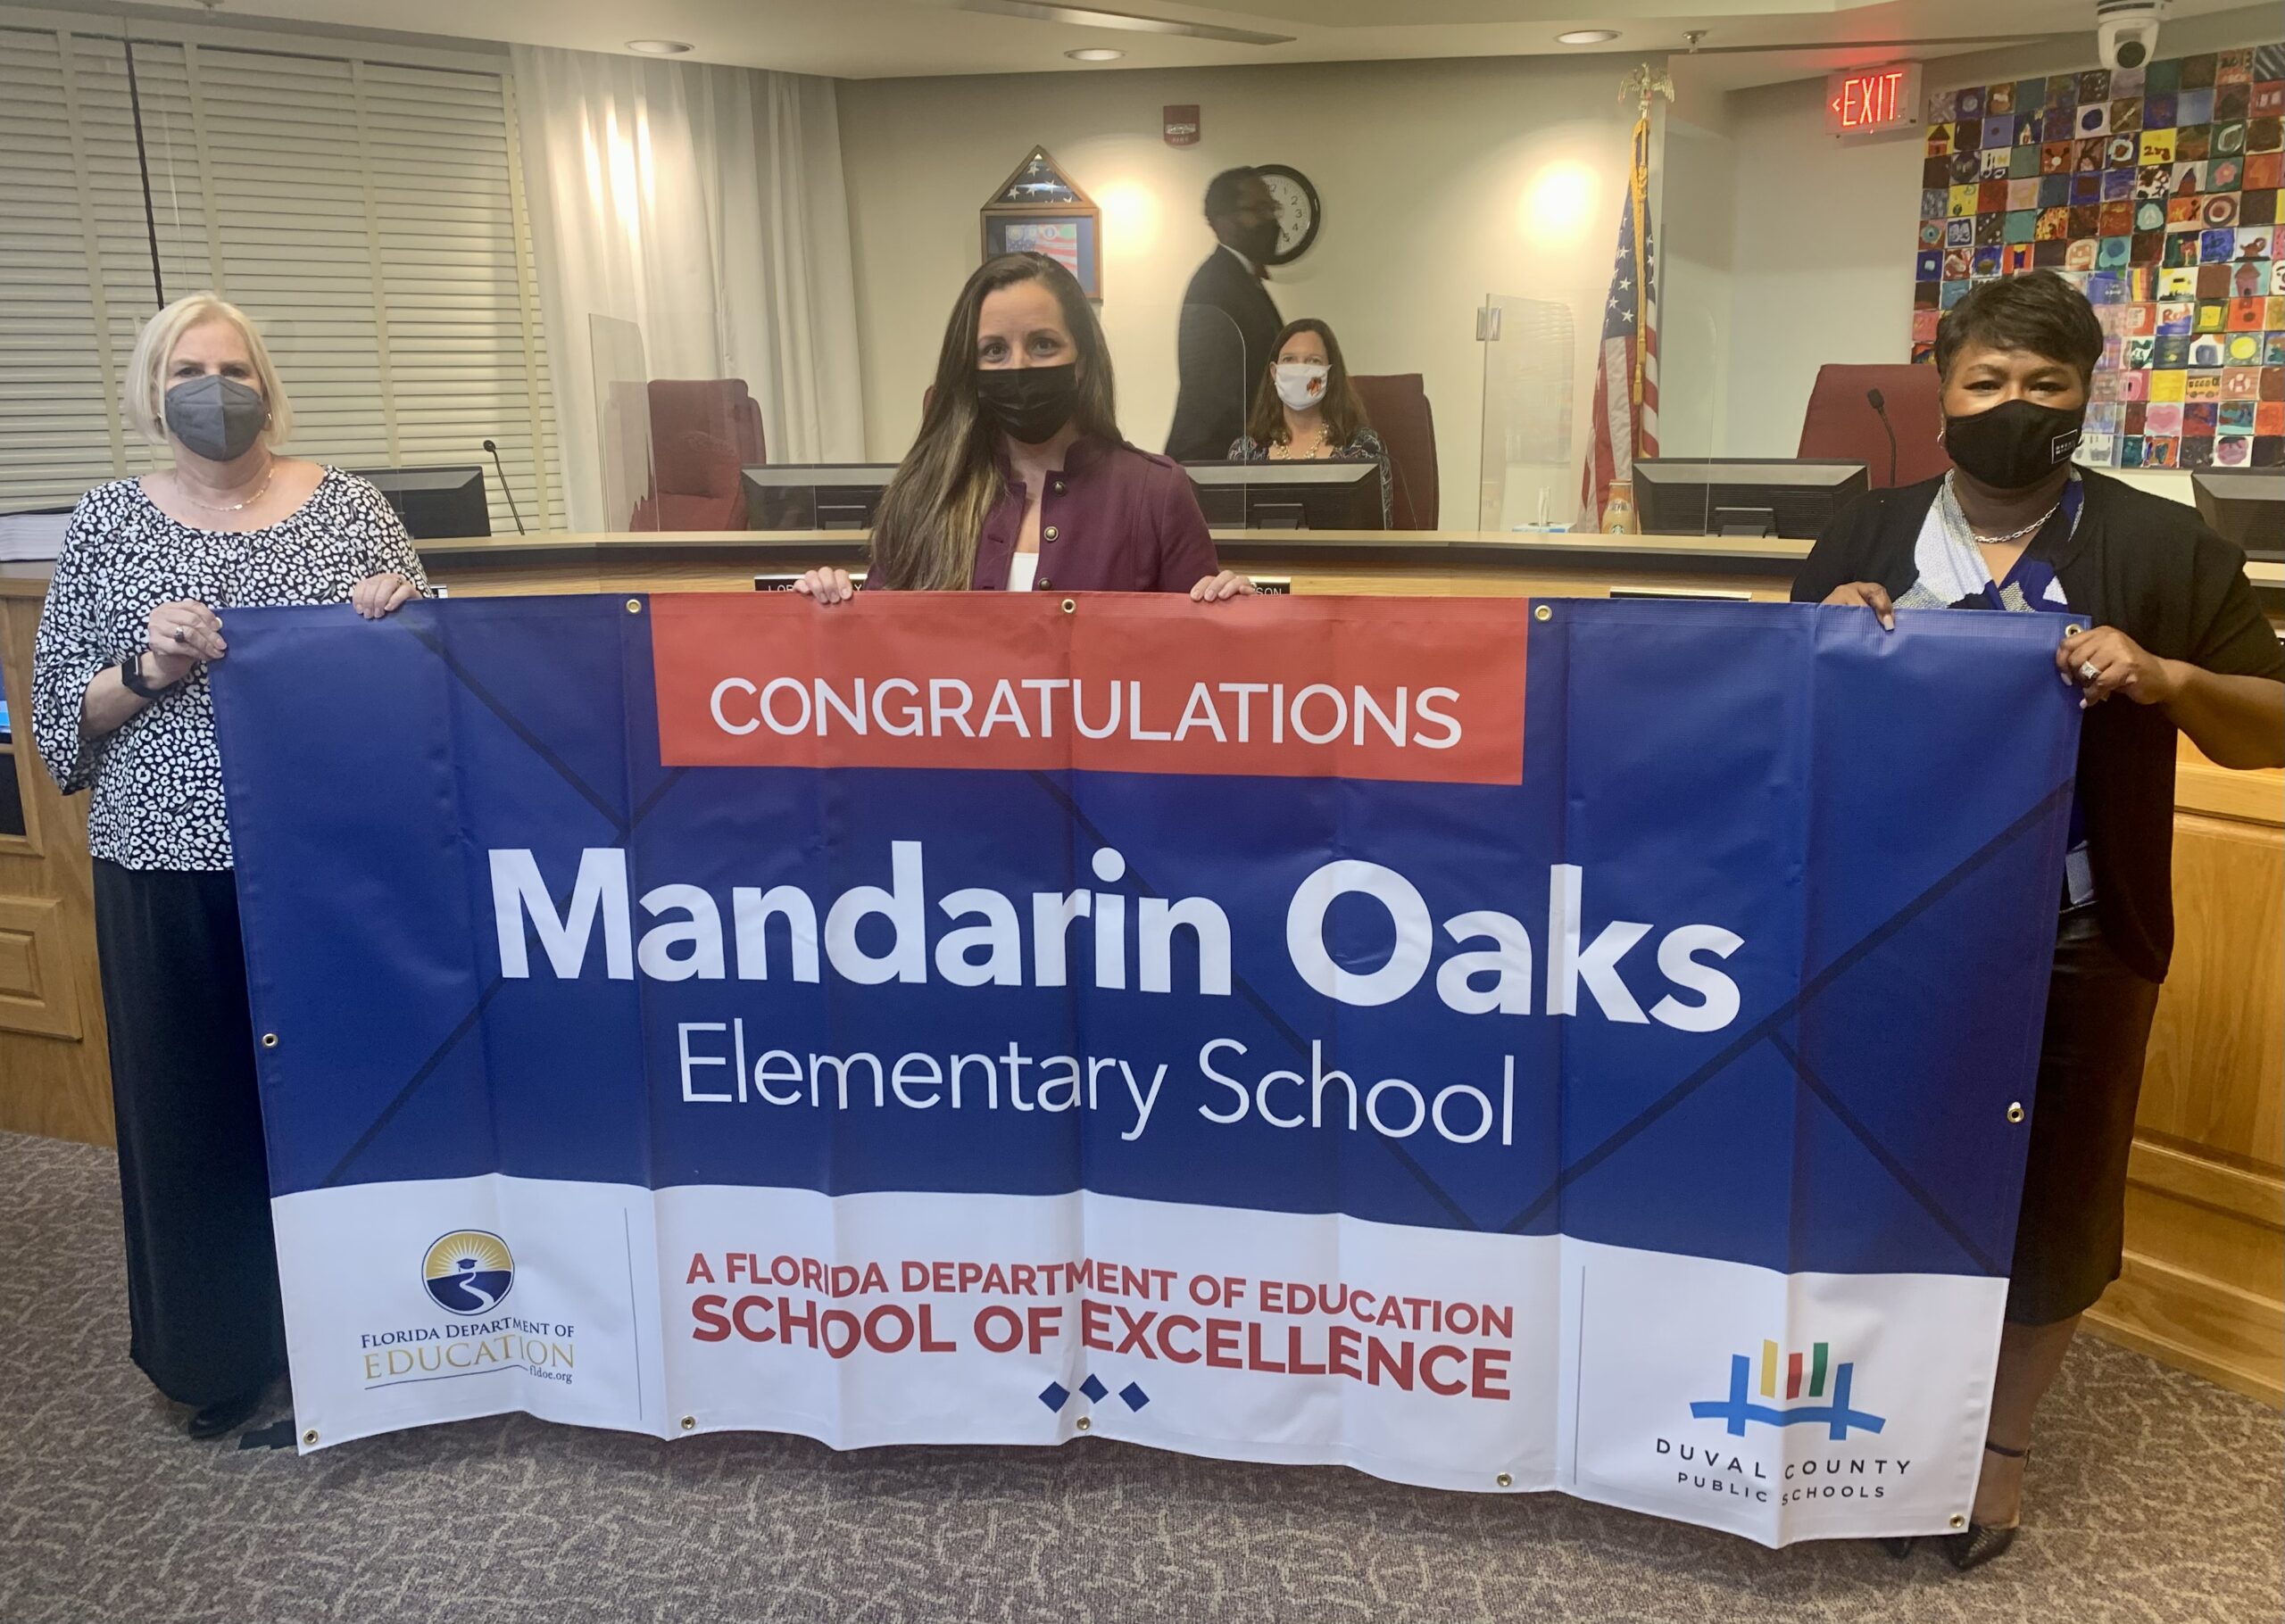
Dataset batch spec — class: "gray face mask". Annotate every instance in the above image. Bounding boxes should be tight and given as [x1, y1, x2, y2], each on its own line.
[164, 373, 268, 461]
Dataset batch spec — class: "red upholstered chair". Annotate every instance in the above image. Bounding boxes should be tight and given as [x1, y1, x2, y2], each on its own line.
[1350, 374, 1438, 530]
[631, 379, 769, 531]
[1797, 363, 1949, 488]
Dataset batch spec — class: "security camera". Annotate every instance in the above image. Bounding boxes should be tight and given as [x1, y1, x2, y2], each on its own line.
[2096, 0, 2166, 72]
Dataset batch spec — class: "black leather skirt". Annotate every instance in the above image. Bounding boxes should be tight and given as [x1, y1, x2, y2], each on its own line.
[2005, 906, 2164, 1327]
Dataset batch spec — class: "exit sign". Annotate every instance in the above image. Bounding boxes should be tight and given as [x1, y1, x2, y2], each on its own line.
[1824, 62, 1922, 137]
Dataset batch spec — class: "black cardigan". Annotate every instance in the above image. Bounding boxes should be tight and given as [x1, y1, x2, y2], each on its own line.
[1792, 468, 2283, 983]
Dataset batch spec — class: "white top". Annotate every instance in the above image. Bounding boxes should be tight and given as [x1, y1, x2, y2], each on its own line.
[1006, 551, 1039, 592]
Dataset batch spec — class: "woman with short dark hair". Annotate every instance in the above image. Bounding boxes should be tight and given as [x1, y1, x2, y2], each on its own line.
[1794, 269, 2283, 1569]
[1228, 318, 1392, 527]
[795, 253, 1250, 603]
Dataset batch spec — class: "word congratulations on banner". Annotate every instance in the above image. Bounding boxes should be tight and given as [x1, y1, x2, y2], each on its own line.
[211, 592, 2078, 1547]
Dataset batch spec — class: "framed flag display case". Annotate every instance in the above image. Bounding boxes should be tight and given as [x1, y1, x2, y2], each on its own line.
[1911, 45, 2285, 470]
[980, 147, 1102, 299]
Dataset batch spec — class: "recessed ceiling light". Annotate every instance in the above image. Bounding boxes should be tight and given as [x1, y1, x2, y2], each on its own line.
[626, 39, 694, 54]
[1555, 29, 1620, 46]
[1066, 47, 1125, 61]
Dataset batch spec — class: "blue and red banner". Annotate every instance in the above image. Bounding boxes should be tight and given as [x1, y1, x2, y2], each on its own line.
[211, 592, 2078, 1545]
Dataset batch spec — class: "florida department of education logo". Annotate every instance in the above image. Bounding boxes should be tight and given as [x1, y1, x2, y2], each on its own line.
[421, 1230, 515, 1315]
[1690, 1338, 1884, 1440]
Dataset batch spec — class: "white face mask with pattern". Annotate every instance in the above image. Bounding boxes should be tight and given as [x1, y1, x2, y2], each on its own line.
[1273, 362, 1330, 412]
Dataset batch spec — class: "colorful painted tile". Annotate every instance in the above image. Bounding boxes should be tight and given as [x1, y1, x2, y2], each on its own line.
[2141, 128, 2177, 163]
[2003, 243, 2036, 272]
[2243, 190, 2280, 227]
[2006, 209, 2039, 243]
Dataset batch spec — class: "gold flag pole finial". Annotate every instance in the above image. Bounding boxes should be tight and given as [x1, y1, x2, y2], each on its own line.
[1619, 63, 1675, 113]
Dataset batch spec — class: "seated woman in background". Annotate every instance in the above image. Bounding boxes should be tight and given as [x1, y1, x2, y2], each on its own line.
[1794, 269, 2283, 1571]
[32, 291, 425, 1440]
[1228, 318, 1392, 528]
[797, 252, 1250, 603]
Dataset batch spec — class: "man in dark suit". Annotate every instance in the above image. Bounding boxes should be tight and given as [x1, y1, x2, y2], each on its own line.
[1165, 168, 1284, 463]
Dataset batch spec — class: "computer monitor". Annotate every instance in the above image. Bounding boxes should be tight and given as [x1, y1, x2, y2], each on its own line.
[1632, 459, 1868, 540]
[1183, 461, 1383, 530]
[351, 465, 490, 540]
[744, 465, 901, 530]
[2191, 469, 2283, 562]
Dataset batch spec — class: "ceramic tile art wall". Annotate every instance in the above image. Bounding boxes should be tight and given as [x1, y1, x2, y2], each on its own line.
[1914, 44, 2285, 469]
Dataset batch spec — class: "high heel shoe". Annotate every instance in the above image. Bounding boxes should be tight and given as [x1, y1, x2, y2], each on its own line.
[1944, 1438, 2027, 1571]
[187, 1386, 264, 1440]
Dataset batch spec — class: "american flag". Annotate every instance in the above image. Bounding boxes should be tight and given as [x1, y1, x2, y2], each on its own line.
[1581, 112, 1659, 526]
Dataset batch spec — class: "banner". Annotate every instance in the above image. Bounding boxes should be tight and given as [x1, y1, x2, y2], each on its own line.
[211, 592, 2080, 1546]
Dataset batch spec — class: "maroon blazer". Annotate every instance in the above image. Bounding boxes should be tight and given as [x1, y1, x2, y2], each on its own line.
[969, 436, 1218, 592]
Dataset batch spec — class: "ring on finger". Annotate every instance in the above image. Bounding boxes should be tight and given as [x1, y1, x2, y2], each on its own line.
[2077, 659, 2101, 683]
[170, 624, 189, 643]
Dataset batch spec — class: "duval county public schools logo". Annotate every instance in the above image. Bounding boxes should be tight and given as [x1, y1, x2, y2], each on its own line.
[1690, 1339, 1884, 1440]
[421, 1230, 515, 1315]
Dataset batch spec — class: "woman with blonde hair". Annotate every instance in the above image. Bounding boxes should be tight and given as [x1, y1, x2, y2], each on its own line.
[795, 253, 1251, 602]
[32, 291, 426, 1438]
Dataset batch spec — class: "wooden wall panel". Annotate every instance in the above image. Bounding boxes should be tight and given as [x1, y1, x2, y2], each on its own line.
[0, 588, 114, 1146]
[2083, 749, 2284, 1407]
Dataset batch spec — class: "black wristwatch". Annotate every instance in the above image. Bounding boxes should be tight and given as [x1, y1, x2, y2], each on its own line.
[119, 654, 179, 700]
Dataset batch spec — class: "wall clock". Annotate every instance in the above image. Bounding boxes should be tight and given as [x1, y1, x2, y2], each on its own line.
[1257, 163, 1320, 266]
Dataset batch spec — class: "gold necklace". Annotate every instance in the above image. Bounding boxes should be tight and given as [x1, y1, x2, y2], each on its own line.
[175, 463, 276, 513]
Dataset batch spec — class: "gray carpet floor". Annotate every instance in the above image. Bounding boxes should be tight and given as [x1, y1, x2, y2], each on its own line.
[2, 1128, 2279, 1624]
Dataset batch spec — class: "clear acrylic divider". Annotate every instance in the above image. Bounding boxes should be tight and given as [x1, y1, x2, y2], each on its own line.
[589, 314, 657, 534]
[1476, 294, 1578, 533]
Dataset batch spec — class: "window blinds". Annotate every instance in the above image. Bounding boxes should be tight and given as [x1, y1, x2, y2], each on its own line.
[0, 22, 559, 533]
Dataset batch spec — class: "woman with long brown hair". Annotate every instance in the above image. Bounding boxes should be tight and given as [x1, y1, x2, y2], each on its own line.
[797, 253, 1251, 602]
[1228, 317, 1392, 527]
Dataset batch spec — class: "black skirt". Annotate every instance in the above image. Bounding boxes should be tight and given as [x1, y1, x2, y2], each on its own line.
[2005, 906, 2164, 1327]
[93, 859, 287, 1408]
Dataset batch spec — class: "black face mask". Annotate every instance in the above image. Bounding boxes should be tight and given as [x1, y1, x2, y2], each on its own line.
[1942, 397, 2084, 489]
[1226, 215, 1280, 267]
[976, 363, 1079, 445]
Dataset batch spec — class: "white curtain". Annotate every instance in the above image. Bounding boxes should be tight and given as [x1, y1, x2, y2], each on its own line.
[512, 45, 866, 530]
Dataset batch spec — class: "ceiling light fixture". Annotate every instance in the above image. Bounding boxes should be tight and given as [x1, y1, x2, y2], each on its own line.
[1066, 47, 1125, 61]
[626, 39, 694, 54]
[953, 1, 1292, 47]
[1555, 29, 1620, 46]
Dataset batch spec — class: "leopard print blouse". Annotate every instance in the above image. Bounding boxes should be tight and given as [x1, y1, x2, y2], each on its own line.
[31, 468, 428, 871]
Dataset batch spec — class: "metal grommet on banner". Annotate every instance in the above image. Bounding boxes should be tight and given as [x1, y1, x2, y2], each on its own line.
[679, 1414, 696, 1432]
[627, 598, 644, 614]
[1075, 1415, 1093, 1432]
[2007, 1101, 2026, 1124]
[262, 1032, 278, 1048]
[2065, 624, 2084, 637]
[1495, 1471, 1514, 1488]
[1949, 1513, 1967, 1529]
[1533, 604, 1552, 622]
[302, 1428, 319, 1446]
[1060, 598, 1076, 615]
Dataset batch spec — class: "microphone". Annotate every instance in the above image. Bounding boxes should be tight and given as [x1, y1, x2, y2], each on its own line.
[482, 439, 528, 534]
[1865, 388, 1899, 488]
